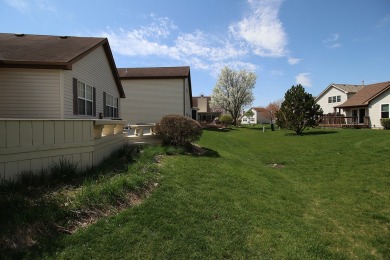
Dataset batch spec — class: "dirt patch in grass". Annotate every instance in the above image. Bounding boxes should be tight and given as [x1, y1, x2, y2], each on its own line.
[267, 163, 285, 168]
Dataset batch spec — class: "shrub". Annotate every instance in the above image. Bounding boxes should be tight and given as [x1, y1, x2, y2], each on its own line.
[380, 118, 390, 129]
[219, 114, 233, 127]
[155, 115, 203, 147]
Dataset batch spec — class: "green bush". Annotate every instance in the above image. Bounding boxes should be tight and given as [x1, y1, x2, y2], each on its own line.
[219, 114, 233, 127]
[380, 118, 390, 129]
[155, 115, 203, 147]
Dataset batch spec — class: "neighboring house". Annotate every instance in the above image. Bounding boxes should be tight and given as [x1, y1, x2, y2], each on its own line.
[0, 33, 125, 119]
[315, 83, 364, 114]
[192, 95, 222, 122]
[241, 107, 269, 125]
[118, 66, 193, 124]
[334, 81, 390, 128]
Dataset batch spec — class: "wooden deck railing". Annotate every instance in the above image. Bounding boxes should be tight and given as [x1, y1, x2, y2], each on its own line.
[318, 116, 369, 128]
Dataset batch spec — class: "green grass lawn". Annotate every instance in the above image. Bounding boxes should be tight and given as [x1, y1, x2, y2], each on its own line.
[5, 126, 390, 259]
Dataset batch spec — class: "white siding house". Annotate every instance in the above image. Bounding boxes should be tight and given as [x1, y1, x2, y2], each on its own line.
[241, 107, 269, 125]
[118, 67, 193, 124]
[335, 81, 390, 129]
[368, 88, 390, 128]
[315, 83, 364, 114]
[0, 33, 125, 119]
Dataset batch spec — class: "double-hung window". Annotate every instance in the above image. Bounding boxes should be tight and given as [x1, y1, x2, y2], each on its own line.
[381, 104, 389, 118]
[103, 92, 118, 118]
[73, 78, 95, 116]
[328, 95, 341, 103]
[78, 81, 93, 116]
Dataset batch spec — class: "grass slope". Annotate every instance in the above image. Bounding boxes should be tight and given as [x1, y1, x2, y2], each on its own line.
[11, 127, 390, 258]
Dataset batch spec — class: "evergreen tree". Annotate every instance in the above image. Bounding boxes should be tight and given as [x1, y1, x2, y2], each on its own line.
[276, 84, 322, 135]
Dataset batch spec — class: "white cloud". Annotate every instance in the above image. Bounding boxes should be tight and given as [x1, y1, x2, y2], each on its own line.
[5, 0, 56, 13]
[100, 1, 292, 75]
[5, 0, 30, 13]
[295, 73, 312, 87]
[229, 0, 287, 57]
[323, 33, 341, 48]
[287, 57, 301, 65]
[377, 14, 390, 27]
[101, 28, 179, 58]
[270, 70, 283, 76]
[101, 14, 256, 74]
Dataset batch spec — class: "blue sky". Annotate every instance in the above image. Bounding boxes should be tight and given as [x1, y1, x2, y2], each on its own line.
[1, 0, 389, 106]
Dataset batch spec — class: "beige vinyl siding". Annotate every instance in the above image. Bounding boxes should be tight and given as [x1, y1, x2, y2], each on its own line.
[316, 87, 348, 114]
[184, 78, 192, 118]
[63, 46, 120, 119]
[0, 68, 61, 118]
[368, 88, 390, 128]
[197, 98, 208, 112]
[121, 79, 184, 124]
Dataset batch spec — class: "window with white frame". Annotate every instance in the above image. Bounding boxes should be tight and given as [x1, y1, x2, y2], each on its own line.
[328, 95, 341, 103]
[381, 104, 389, 118]
[77, 81, 93, 116]
[104, 92, 118, 118]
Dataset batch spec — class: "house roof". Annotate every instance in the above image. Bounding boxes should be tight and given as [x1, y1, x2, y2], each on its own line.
[252, 107, 267, 113]
[315, 83, 364, 101]
[118, 66, 190, 79]
[118, 66, 193, 108]
[335, 81, 390, 108]
[0, 33, 125, 98]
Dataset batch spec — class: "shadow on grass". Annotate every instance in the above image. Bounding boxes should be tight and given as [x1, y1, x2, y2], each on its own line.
[189, 146, 220, 158]
[203, 127, 237, 132]
[198, 147, 220, 158]
[285, 130, 339, 136]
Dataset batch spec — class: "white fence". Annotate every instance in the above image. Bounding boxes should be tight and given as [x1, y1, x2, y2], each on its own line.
[0, 119, 127, 180]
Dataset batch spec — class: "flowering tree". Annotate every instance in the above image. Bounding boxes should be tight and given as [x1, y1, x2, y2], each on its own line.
[210, 67, 256, 126]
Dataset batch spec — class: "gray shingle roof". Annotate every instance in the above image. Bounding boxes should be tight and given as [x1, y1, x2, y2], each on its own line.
[332, 84, 365, 93]
[315, 83, 364, 101]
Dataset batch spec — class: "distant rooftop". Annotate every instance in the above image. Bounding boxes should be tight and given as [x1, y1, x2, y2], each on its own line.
[118, 66, 190, 79]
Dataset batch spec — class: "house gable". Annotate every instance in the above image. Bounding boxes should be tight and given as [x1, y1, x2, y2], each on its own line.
[0, 33, 124, 98]
[63, 46, 122, 119]
[315, 83, 364, 114]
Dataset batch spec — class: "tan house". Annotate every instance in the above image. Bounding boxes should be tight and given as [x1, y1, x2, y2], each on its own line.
[315, 83, 364, 114]
[0, 33, 127, 180]
[118, 66, 193, 124]
[0, 33, 125, 119]
[192, 95, 222, 123]
[334, 81, 390, 128]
